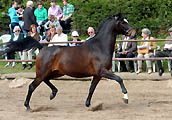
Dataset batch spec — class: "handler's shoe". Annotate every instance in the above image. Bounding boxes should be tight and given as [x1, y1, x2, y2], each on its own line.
[28, 64, 33, 70]
[11, 62, 16, 68]
[22, 64, 27, 70]
[5, 62, 11, 68]
[159, 68, 164, 76]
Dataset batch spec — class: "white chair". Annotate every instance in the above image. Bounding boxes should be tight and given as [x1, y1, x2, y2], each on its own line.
[0, 34, 11, 60]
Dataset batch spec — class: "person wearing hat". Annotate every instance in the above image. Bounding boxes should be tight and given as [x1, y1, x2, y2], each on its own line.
[69, 31, 82, 46]
[155, 27, 172, 77]
[136, 28, 157, 74]
[5, 26, 24, 67]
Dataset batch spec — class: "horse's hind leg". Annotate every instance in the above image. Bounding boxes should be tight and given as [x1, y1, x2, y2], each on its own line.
[85, 76, 101, 107]
[100, 69, 128, 104]
[24, 79, 42, 110]
[44, 79, 58, 100]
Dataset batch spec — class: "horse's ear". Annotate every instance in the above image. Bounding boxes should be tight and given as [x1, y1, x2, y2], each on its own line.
[113, 13, 122, 20]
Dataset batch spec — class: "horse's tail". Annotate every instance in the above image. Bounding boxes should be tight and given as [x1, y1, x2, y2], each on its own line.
[0, 36, 43, 56]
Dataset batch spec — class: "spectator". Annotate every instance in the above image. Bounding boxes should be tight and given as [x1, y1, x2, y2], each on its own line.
[118, 35, 137, 72]
[48, 0, 63, 20]
[22, 24, 40, 70]
[34, 1, 48, 33]
[136, 28, 157, 74]
[44, 15, 61, 32]
[155, 27, 172, 76]
[69, 31, 82, 46]
[60, 0, 74, 33]
[23, 0, 37, 37]
[48, 26, 68, 47]
[86, 27, 95, 40]
[8, 1, 21, 33]
[45, 24, 56, 42]
[5, 26, 24, 67]
[16, 4, 25, 33]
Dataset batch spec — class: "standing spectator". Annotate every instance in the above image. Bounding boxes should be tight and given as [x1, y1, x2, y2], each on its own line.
[69, 31, 82, 46]
[34, 1, 48, 33]
[23, 0, 37, 36]
[5, 26, 24, 67]
[155, 27, 172, 76]
[8, 1, 21, 33]
[60, 0, 74, 33]
[136, 28, 157, 74]
[48, 26, 68, 46]
[22, 24, 40, 70]
[48, 0, 63, 20]
[45, 24, 56, 42]
[86, 27, 95, 40]
[16, 4, 25, 33]
[118, 35, 137, 72]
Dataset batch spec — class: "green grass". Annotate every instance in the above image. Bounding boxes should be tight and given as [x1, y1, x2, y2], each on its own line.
[0, 62, 35, 74]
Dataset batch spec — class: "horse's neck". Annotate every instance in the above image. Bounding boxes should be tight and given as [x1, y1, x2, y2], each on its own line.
[94, 28, 117, 56]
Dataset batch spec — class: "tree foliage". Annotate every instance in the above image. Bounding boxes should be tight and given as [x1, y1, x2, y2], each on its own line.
[1, 0, 172, 37]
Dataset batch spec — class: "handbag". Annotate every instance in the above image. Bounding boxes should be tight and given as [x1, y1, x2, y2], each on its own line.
[138, 48, 149, 54]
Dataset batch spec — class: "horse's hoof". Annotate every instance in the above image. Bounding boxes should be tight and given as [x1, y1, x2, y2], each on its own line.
[26, 107, 32, 111]
[123, 93, 128, 104]
[50, 94, 55, 100]
[123, 98, 128, 104]
[85, 101, 91, 107]
[50, 89, 57, 100]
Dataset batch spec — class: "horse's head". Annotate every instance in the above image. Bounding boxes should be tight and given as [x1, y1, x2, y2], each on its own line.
[113, 13, 137, 39]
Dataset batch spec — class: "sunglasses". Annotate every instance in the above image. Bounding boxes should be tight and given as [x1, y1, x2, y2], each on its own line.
[73, 36, 78, 37]
[88, 31, 93, 34]
[15, 30, 20, 32]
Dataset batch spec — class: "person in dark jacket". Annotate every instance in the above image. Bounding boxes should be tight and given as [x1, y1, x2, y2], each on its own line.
[118, 35, 137, 72]
[23, 1, 37, 36]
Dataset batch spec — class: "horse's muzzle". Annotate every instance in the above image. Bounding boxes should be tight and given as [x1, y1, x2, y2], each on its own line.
[127, 29, 137, 39]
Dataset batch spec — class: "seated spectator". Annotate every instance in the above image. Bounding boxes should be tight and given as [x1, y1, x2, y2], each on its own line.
[155, 27, 172, 76]
[69, 31, 82, 46]
[136, 28, 157, 74]
[48, 0, 63, 20]
[44, 15, 61, 33]
[60, 0, 74, 33]
[5, 26, 24, 67]
[118, 35, 137, 72]
[45, 24, 56, 42]
[34, 1, 48, 33]
[86, 27, 95, 40]
[22, 24, 40, 70]
[48, 26, 68, 46]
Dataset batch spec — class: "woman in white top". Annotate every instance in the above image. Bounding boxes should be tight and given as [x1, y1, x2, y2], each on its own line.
[48, 26, 68, 46]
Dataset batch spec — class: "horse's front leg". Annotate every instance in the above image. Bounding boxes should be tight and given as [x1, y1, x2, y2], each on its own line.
[85, 76, 101, 107]
[101, 69, 128, 104]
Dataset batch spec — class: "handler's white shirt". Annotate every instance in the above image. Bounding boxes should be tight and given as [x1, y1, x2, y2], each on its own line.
[48, 33, 68, 47]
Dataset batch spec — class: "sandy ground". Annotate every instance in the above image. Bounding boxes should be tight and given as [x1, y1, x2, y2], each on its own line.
[0, 75, 172, 120]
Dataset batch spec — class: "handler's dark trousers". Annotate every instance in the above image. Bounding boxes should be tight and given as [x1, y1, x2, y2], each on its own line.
[155, 50, 172, 70]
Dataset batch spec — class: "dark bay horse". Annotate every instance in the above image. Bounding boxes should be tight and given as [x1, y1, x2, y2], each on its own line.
[0, 13, 136, 110]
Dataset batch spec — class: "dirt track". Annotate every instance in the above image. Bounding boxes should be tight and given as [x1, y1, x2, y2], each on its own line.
[0, 76, 172, 120]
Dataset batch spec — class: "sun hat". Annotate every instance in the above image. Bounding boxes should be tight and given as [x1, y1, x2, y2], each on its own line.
[142, 28, 151, 35]
[72, 31, 79, 37]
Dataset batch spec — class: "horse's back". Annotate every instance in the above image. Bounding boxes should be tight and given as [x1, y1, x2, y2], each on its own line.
[36, 45, 98, 78]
